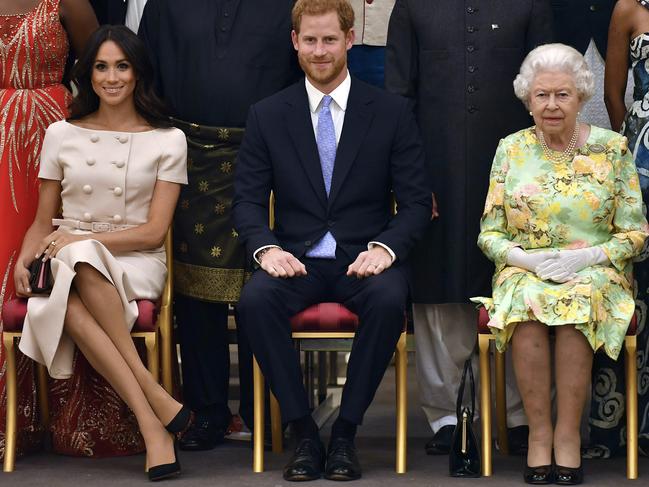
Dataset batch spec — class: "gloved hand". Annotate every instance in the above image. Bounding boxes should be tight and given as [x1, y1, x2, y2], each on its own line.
[535, 247, 609, 283]
[506, 247, 559, 273]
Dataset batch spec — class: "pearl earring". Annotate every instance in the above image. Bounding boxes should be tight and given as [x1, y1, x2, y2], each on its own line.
[529, 111, 533, 116]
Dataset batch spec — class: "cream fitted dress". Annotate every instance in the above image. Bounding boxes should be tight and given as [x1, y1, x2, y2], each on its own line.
[19, 120, 187, 379]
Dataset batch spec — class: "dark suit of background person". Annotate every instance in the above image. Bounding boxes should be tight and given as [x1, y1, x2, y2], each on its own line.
[552, 0, 616, 129]
[233, 74, 430, 476]
[385, 0, 553, 453]
[138, 0, 301, 449]
[89, 0, 127, 24]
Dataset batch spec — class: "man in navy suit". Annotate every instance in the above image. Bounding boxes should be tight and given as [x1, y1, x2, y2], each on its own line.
[233, 0, 430, 481]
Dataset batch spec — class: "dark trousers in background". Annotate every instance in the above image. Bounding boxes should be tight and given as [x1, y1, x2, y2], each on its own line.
[175, 295, 254, 429]
[237, 256, 406, 426]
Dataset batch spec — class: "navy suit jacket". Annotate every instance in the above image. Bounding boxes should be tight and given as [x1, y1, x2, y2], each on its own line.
[233, 77, 431, 266]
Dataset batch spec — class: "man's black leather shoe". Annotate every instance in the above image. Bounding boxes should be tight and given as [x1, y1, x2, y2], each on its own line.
[324, 437, 362, 481]
[424, 424, 454, 455]
[178, 420, 226, 451]
[283, 438, 325, 481]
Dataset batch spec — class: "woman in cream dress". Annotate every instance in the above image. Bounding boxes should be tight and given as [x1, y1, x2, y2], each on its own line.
[13, 25, 189, 480]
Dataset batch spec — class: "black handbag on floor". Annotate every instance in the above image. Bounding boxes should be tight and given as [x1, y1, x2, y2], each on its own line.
[28, 255, 53, 294]
[449, 352, 481, 477]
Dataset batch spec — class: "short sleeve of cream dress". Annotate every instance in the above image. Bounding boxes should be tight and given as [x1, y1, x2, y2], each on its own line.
[19, 121, 187, 379]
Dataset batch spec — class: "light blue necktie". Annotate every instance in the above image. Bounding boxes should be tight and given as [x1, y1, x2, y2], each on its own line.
[306, 95, 337, 259]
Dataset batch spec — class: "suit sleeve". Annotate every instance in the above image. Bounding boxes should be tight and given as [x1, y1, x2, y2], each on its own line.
[384, 0, 418, 102]
[526, 0, 554, 50]
[370, 99, 432, 262]
[232, 106, 282, 262]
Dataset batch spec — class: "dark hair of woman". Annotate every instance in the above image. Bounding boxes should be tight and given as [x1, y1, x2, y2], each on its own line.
[68, 25, 170, 127]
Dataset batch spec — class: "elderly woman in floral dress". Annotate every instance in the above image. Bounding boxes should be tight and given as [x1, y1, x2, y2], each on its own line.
[473, 43, 648, 485]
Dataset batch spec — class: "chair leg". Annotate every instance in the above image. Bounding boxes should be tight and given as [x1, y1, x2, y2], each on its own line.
[36, 364, 50, 429]
[495, 349, 509, 455]
[270, 392, 283, 453]
[317, 351, 328, 405]
[144, 332, 160, 384]
[478, 334, 493, 477]
[395, 331, 407, 474]
[253, 356, 265, 473]
[625, 335, 638, 480]
[3, 333, 17, 472]
[328, 351, 338, 386]
[158, 303, 174, 394]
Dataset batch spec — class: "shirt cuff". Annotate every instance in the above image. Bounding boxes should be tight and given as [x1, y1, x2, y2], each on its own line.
[253, 245, 282, 265]
[368, 241, 396, 263]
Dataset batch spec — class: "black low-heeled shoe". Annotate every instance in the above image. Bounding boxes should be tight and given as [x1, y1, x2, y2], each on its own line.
[148, 441, 181, 482]
[555, 464, 584, 485]
[524, 464, 554, 484]
[165, 405, 191, 434]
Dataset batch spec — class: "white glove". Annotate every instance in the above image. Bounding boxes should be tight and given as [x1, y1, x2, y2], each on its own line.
[535, 247, 609, 283]
[506, 247, 559, 273]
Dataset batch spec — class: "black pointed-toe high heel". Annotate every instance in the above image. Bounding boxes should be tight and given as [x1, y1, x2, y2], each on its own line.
[524, 464, 554, 484]
[148, 441, 181, 482]
[555, 464, 584, 485]
[165, 405, 191, 434]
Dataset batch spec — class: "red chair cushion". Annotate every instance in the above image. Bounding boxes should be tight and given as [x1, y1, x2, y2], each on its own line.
[477, 306, 637, 336]
[290, 303, 359, 333]
[2, 298, 159, 333]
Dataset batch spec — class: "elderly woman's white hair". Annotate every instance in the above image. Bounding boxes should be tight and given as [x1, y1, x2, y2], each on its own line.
[513, 43, 595, 107]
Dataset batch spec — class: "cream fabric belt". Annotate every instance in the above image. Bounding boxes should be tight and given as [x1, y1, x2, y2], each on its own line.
[53, 218, 136, 233]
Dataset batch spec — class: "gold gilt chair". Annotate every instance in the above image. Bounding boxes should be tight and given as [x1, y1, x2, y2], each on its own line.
[477, 306, 639, 479]
[1, 229, 176, 472]
[251, 194, 408, 474]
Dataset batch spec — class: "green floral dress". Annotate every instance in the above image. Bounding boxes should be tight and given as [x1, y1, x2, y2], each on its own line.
[471, 126, 648, 359]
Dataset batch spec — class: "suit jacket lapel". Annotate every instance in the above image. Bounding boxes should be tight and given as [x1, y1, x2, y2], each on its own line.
[286, 84, 328, 207]
[328, 79, 373, 206]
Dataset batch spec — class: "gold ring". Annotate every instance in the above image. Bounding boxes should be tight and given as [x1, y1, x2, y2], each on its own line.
[50, 241, 57, 247]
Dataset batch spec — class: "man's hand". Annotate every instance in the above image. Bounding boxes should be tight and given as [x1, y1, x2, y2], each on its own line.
[431, 192, 439, 220]
[347, 246, 393, 279]
[259, 248, 307, 278]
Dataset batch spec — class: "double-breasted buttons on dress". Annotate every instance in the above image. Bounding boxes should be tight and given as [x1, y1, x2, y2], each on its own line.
[115, 160, 125, 168]
[467, 84, 477, 93]
[83, 184, 93, 194]
[83, 212, 92, 221]
[117, 135, 129, 144]
[113, 187, 123, 196]
[86, 158, 96, 166]
[468, 65, 477, 73]
[466, 6, 477, 13]
[466, 45, 475, 53]
[113, 214, 123, 223]
[90, 134, 99, 143]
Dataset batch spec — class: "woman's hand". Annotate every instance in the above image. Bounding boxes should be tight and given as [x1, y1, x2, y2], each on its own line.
[535, 247, 609, 283]
[37, 230, 88, 261]
[13, 258, 34, 297]
[506, 247, 559, 273]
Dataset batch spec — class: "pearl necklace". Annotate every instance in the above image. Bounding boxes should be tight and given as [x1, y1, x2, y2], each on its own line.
[537, 124, 580, 164]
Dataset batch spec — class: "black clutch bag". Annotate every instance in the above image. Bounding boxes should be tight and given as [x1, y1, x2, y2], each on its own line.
[28, 256, 53, 294]
[449, 352, 481, 478]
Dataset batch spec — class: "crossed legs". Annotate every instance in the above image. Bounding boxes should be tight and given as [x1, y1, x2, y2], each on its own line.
[63, 263, 182, 468]
[512, 321, 592, 468]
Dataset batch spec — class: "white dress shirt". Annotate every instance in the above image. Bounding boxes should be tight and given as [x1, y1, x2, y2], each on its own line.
[254, 72, 395, 263]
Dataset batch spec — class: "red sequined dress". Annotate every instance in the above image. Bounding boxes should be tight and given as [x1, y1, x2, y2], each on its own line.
[1, 0, 143, 460]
